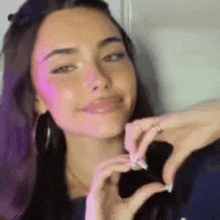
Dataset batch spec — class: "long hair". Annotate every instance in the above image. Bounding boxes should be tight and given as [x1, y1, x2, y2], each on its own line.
[0, 0, 171, 219]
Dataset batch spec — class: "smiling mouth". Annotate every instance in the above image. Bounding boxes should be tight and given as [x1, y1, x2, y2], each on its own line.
[83, 100, 123, 114]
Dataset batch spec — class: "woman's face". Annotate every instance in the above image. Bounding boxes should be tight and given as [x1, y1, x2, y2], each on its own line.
[31, 7, 137, 138]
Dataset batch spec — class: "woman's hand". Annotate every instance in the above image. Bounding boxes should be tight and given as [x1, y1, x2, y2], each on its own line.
[85, 154, 166, 220]
[125, 99, 220, 186]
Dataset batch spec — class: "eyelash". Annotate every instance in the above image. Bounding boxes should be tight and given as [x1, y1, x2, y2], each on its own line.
[51, 52, 126, 74]
[103, 52, 126, 62]
[51, 65, 76, 74]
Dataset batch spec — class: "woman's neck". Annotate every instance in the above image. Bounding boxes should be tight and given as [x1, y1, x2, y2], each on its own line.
[64, 134, 127, 198]
[66, 167, 89, 199]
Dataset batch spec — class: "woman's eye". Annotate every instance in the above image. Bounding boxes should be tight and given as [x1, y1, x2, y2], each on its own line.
[103, 52, 125, 62]
[51, 65, 76, 74]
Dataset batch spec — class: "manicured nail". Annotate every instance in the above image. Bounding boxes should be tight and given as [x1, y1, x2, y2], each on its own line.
[130, 161, 142, 171]
[164, 183, 173, 193]
[140, 162, 148, 170]
[130, 158, 148, 171]
[136, 159, 148, 170]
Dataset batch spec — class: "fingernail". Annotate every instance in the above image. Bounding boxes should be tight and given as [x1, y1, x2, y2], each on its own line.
[136, 159, 148, 170]
[141, 162, 148, 170]
[130, 161, 142, 171]
[164, 183, 173, 193]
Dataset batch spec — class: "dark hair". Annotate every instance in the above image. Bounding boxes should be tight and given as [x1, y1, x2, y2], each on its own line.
[0, 0, 171, 219]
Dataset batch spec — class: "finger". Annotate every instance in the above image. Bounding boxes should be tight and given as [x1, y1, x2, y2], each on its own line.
[124, 118, 161, 157]
[134, 127, 160, 161]
[109, 171, 121, 185]
[126, 182, 166, 213]
[162, 148, 191, 185]
[149, 114, 187, 143]
[91, 163, 131, 193]
[124, 123, 136, 155]
[155, 113, 186, 135]
[125, 122, 143, 162]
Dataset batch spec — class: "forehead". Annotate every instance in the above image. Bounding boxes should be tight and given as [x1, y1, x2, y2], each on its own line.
[32, 7, 121, 60]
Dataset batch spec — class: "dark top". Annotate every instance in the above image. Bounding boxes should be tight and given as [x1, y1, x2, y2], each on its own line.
[70, 196, 86, 220]
[171, 142, 220, 220]
[7, 141, 220, 220]
[69, 142, 220, 220]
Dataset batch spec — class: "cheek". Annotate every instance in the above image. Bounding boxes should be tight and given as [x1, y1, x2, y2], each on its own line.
[51, 90, 75, 124]
[111, 63, 137, 95]
[54, 89, 78, 115]
[122, 64, 137, 107]
[36, 74, 78, 110]
[110, 65, 137, 116]
[35, 76, 57, 107]
[42, 84, 79, 128]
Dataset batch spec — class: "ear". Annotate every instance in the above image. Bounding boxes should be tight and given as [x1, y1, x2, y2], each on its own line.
[34, 96, 48, 115]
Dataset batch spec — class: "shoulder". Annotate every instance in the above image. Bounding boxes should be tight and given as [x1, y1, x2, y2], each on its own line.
[173, 141, 220, 219]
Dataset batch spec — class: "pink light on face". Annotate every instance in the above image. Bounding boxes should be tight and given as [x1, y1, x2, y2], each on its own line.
[83, 63, 109, 91]
[32, 55, 58, 109]
[30, 8, 137, 139]
[38, 72, 56, 101]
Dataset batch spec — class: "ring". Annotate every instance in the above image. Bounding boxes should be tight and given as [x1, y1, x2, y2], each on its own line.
[152, 125, 163, 133]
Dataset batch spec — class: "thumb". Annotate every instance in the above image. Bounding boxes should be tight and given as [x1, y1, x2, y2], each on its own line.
[127, 182, 166, 213]
[163, 148, 190, 185]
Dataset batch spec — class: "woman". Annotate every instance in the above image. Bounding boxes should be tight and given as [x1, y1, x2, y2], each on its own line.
[0, 0, 220, 219]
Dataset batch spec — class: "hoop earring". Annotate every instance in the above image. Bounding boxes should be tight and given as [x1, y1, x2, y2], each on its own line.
[33, 111, 51, 153]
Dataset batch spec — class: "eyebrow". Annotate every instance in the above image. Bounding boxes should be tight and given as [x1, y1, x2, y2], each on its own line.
[42, 36, 123, 62]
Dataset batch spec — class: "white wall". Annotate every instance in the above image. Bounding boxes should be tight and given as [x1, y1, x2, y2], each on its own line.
[0, 0, 25, 62]
[144, 28, 220, 113]
[127, 0, 220, 114]
[105, 0, 122, 25]
[0, 0, 25, 97]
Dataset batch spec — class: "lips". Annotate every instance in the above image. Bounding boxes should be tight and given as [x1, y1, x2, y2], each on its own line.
[86, 100, 118, 109]
[83, 95, 123, 114]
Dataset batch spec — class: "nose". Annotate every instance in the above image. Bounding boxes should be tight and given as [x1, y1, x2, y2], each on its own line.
[84, 62, 112, 92]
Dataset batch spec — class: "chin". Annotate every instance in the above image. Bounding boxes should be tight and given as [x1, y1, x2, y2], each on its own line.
[89, 124, 125, 139]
